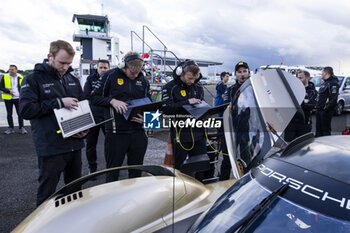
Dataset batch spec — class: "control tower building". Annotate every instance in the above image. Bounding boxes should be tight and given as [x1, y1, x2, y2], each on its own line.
[72, 14, 120, 86]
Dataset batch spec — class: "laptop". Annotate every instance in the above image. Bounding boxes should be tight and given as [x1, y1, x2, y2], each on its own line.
[54, 100, 96, 138]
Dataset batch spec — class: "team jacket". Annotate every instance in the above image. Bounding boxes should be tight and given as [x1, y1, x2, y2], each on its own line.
[91, 67, 151, 133]
[224, 82, 242, 104]
[315, 76, 340, 112]
[162, 76, 204, 142]
[215, 81, 227, 106]
[292, 82, 318, 124]
[19, 62, 85, 157]
[83, 71, 105, 123]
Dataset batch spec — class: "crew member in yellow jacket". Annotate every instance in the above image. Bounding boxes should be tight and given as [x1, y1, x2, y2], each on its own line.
[0, 65, 27, 134]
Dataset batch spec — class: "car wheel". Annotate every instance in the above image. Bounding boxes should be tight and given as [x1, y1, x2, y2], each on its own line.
[335, 101, 344, 116]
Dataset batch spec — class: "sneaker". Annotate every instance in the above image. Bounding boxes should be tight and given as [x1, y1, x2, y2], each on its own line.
[4, 128, 15, 134]
[20, 127, 28, 134]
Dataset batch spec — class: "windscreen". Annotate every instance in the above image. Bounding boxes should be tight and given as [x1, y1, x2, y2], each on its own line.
[225, 81, 272, 176]
[190, 176, 350, 233]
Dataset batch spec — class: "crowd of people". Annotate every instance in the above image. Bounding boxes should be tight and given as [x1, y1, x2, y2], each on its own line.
[0, 39, 342, 206]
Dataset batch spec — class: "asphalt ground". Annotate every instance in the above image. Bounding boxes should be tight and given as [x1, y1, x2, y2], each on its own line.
[0, 127, 169, 233]
[1, 85, 350, 232]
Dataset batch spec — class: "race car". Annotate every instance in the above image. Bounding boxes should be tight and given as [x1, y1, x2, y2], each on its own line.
[188, 134, 350, 232]
[12, 166, 235, 233]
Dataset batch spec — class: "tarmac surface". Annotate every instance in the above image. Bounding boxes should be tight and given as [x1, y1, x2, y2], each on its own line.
[1, 85, 350, 232]
[0, 126, 169, 233]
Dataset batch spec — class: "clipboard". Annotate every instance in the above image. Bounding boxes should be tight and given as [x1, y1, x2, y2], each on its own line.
[123, 97, 165, 120]
[183, 101, 229, 119]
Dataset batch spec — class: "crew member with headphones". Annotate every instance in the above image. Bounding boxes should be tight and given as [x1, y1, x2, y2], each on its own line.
[162, 60, 207, 171]
[91, 51, 150, 182]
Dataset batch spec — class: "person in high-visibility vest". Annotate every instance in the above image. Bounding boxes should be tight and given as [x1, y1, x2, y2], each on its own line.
[0, 65, 27, 134]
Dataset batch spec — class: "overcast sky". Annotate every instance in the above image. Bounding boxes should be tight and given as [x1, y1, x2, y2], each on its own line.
[1, 0, 350, 74]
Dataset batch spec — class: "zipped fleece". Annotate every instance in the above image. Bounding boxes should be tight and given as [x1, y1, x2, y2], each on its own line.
[19, 62, 85, 157]
[91, 67, 151, 133]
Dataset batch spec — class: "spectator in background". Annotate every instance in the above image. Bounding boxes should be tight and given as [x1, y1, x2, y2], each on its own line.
[315, 66, 339, 136]
[84, 59, 110, 174]
[215, 72, 229, 117]
[0, 65, 27, 134]
[284, 70, 317, 141]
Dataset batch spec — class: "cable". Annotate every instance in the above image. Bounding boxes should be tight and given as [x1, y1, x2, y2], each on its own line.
[177, 126, 195, 151]
[204, 127, 229, 156]
[176, 123, 230, 155]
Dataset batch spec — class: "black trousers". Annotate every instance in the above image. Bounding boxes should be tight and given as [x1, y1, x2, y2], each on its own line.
[316, 110, 333, 137]
[284, 121, 312, 142]
[37, 150, 82, 206]
[4, 99, 23, 128]
[172, 137, 207, 170]
[219, 139, 231, 181]
[104, 131, 148, 182]
[85, 123, 105, 172]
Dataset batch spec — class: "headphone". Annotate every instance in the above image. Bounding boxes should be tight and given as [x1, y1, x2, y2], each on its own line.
[174, 60, 198, 77]
[118, 54, 143, 69]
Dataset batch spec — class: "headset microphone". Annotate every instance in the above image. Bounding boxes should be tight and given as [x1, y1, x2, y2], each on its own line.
[118, 54, 143, 69]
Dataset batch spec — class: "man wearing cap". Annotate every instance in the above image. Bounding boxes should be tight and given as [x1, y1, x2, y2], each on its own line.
[223, 61, 250, 104]
[220, 61, 250, 180]
[91, 51, 150, 182]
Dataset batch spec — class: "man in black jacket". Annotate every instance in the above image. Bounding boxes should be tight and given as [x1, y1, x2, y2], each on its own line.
[284, 70, 318, 141]
[223, 61, 250, 104]
[162, 60, 206, 170]
[220, 61, 250, 180]
[20, 40, 87, 206]
[315, 66, 339, 137]
[91, 52, 150, 182]
[84, 59, 110, 174]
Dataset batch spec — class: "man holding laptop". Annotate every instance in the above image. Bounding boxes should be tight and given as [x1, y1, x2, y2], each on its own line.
[19, 40, 87, 206]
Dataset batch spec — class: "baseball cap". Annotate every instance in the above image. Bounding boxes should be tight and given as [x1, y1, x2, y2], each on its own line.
[235, 61, 249, 72]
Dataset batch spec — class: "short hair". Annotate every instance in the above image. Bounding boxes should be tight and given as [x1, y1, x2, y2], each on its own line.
[220, 72, 229, 80]
[183, 59, 200, 75]
[298, 70, 310, 78]
[9, 65, 18, 70]
[98, 59, 110, 67]
[49, 40, 75, 58]
[124, 51, 143, 71]
[323, 66, 334, 76]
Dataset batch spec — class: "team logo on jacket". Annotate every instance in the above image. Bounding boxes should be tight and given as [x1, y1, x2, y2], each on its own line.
[180, 90, 186, 97]
[117, 78, 124, 85]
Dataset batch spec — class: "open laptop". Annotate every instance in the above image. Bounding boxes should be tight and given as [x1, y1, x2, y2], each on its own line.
[54, 100, 96, 138]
